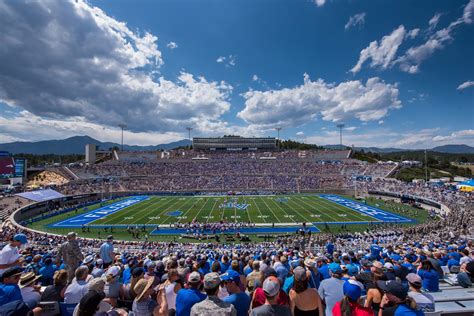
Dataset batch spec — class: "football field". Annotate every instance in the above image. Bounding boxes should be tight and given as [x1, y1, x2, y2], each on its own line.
[49, 194, 413, 229]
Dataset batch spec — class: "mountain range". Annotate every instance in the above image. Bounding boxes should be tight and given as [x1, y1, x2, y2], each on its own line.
[0, 136, 473, 155]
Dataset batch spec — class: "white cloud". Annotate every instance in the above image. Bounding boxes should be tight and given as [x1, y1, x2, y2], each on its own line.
[463, 0, 474, 24]
[0, 0, 234, 137]
[345, 126, 357, 131]
[345, 13, 366, 30]
[432, 129, 474, 142]
[428, 13, 442, 31]
[238, 74, 401, 128]
[216, 54, 236, 67]
[252, 75, 259, 81]
[350, 25, 406, 74]
[216, 56, 226, 63]
[296, 131, 305, 136]
[314, 0, 326, 7]
[378, 120, 384, 124]
[457, 81, 474, 90]
[166, 41, 178, 49]
[407, 28, 420, 39]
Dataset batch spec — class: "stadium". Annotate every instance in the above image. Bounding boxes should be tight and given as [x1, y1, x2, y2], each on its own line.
[1, 0, 474, 316]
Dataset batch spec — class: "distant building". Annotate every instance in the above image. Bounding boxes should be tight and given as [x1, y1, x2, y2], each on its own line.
[193, 136, 277, 151]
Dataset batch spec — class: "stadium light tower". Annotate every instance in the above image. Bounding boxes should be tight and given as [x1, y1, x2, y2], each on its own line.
[275, 127, 282, 150]
[118, 124, 127, 151]
[336, 124, 345, 150]
[186, 127, 193, 141]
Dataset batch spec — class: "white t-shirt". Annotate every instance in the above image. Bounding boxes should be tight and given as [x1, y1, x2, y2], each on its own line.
[21, 286, 41, 305]
[0, 244, 20, 275]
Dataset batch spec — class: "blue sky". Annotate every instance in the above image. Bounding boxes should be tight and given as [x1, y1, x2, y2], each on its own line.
[0, 0, 472, 148]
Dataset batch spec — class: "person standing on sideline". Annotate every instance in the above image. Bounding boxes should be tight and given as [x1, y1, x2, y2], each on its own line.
[57, 232, 83, 283]
[99, 235, 115, 269]
[0, 234, 27, 275]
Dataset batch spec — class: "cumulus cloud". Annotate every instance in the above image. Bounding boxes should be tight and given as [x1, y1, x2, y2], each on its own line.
[0, 0, 233, 136]
[314, 0, 326, 7]
[166, 41, 178, 49]
[238, 74, 401, 128]
[432, 129, 474, 142]
[350, 25, 406, 74]
[457, 80, 474, 90]
[407, 28, 420, 39]
[216, 55, 236, 67]
[345, 13, 366, 30]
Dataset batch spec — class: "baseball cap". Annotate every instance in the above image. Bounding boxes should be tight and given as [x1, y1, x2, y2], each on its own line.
[106, 266, 121, 278]
[83, 255, 94, 265]
[204, 272, 221, 289]
[107, 235, 113, 240]
[343, 280, 364, 301]
[263, 276, 280, 297]
[406, 273, 422, 285]
[346, 264, 359, 276]
[220, 270, 240, 284]
[328, 262, 342, 274]
[13, 234, 27, 245]
[0, 266, 24, 280]
[304, 258, 316, 268]
[293, 266, 307, 281]
[377, 280, 408, 300]
[67, 232, 76, 238]
[188, 271, 201, 284]
[384, 263, 394, 270]
[96, 259, 103, 266]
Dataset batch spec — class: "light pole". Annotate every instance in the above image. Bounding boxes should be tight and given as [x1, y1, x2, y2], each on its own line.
[118, 124, 127, 151]
[275, 127, 282, 150]
[186, 127, 193, 149]
[336, 124, 345, 150]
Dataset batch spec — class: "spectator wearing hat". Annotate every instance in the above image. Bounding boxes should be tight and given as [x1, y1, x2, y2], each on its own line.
[0, 234, 27, 275]
[251, 276, 291, 316]
[124, 267, 145, 300]
[333, 280, 373, 316]
[57, 232, 84, 283]
[221, 270, 251, 316]
[100, 235, 115, 269]
[92, 259, 105, 278]
[318, 262, 345, 316]
[377, 280, 423, 316]
[39, 256, 57, 286]
[64, 265, 90, 304]
[457, 261, 474, 288]
[406, 273, 435, 312]
[41, 269, 68, 302]
[417, 260, 439, 292]
[74, 290, 106, 316]
[289, 266, 323, 315]
[190, 272, 236, 316]
[104, 266, 124, 307]
[252, 267, 289, 309]
[19, 272, 42, 308]
[0, 266, 23, 305]
[176, 271, 206, 316]
[133, 277, 167, 316]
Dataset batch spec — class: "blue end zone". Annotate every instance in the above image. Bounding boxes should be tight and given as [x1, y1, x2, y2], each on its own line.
[319, 194, 414, 223]
[49, 196, 149, 228]
[150, 226, 320, 235]
[166, 211, 183, 217]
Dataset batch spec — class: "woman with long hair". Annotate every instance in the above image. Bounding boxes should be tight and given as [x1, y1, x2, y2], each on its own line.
[333, 280, 373, 316]
[41, 269, 68, 302]
[417, 260, 439, 292]
[364, 270, 386, 315]
[377, 280, 423, 316]
[289, 267, 323, 316]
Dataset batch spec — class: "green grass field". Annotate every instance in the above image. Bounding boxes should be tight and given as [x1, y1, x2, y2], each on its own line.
[28, 195, 429, 241]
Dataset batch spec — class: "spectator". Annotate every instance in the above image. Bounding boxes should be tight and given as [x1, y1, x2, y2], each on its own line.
[190, 272, 236, 316]
[0, 266, 23, 305]
[41, 269, 68, 302]
[176, 272, 206, 316]
[133, 277, 167, 316]
[406, 273, 435, 312]
[39, 256, 57, 286]
[318, 262, 345, 315]
[251, 276, 291, 316]
[288, 266, 323, 315]
[57, 232, 84, 283]
[92, 259, 104, 278]
[19, 272, 41, 309]
[252, 267, 289, 308]
[377, 280, 423, 316]
[364, 270, 386, 314]
[332, 280, 373, 316]
[417, 260, 439, 292]
[0, 234, 27, 274]
[100, 235, 115, 269]
[64, 265, 90, 304]
[221, 270, 251, 316]
[104, 266, 124, 307]
[457, 261, 474, 288]
[163, 268, 182, 314]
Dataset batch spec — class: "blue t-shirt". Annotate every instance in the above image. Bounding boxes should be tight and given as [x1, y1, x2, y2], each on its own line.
[418, 269, 439, 292]
[176, 288, 207, 316]
[0, 284, 22, 306]
[319, 264, 330, 280]
[394, 303, 425, 316]
[122, 267, 132, 285]
[282, 275, 294, 294]
[223, 292, 251, 316]
[99, 242, 114, 263]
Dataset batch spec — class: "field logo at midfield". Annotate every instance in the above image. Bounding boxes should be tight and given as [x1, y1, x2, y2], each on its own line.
[166, 210, 183, 217]
[50, 196, 149, 228]
[275, 197, 289, 203]
[319, 194, 413, 223]
[219, 202, 249, 210]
